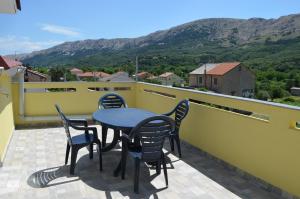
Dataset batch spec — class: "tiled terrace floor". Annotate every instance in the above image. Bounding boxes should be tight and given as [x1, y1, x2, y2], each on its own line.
[0, 127, 281, 199]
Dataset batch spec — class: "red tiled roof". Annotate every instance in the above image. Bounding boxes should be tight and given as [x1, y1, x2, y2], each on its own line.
[206, 62, 240, 76]
[137, 71, 153, 78]
[77, 72, 110, 78]
[0, 56, 22, 69]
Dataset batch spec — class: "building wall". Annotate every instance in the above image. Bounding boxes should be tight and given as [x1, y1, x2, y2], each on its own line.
[160, 74, 183, 86]
[189, 74, 203, 87]
[0, 73, 15, 164]
[26, 72, 48, 82]
[189, 74, 223, 92]
[222, 65, 255, 97]
[205, 75, 223, 92]
[189, 74, 197, 87]
[291, 88, 300, 96]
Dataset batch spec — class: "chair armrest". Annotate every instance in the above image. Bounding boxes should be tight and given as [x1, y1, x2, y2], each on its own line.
[70, 124, 98, 138]
[163, 109, 175, 116]
[68, 119, 88, 127]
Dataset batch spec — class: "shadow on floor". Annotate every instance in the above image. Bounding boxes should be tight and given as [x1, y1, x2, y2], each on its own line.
[165, 140, 281, 199]
[27, 150, 174, 199]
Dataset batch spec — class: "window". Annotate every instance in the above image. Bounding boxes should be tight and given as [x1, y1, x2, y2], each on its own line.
[198, 76, 203, 85]
[213, 78, 218, 85]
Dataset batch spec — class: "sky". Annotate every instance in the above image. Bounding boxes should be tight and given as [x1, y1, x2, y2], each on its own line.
[0, 0, 300, 55]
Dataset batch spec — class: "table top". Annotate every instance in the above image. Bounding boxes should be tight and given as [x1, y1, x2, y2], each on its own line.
[92, 108, 158, 130]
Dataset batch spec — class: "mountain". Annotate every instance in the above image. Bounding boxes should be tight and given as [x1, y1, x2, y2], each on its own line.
[21, 13, 300, 69]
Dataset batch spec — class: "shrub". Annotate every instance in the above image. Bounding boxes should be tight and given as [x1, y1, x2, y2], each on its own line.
[283, 97, 295, 102]
[256, 90, 270, 101]
[270, 86, 285, 99]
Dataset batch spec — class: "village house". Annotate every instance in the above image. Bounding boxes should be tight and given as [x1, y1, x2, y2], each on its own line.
[189, 62, 255, 97]
[158, 72, 184, 86]
[100, 71, 134, 82]
[0, 56, 49, 82]
[290, 87, 300, 96]
[25, 69, 49, 82]
[70, 67, 83, 75]
[0, 55, 22, 69]
[77, 71, 110, 81]
[136, 71, 154, 80]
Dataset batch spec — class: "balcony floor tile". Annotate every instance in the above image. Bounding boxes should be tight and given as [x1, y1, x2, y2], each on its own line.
[0, 127, 281, 199]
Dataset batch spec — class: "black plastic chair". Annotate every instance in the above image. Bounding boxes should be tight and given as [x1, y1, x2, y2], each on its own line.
[121, 115, 175, 193]
[163, 99, 190, 158]
[55, 104, 103, 175]
[98, 93, 127, 147]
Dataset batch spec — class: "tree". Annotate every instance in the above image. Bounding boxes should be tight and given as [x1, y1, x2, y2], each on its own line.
[48, 67, 66, 81]
[270, 86, 285, 99]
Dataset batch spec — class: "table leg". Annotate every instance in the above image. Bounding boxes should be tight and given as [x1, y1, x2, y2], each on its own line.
[113, 130, 130, 179]
[101, 128, 120, 152]
[101, 126, 108, 147]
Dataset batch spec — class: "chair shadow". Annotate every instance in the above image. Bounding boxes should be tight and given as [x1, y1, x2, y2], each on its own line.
[27, 165, 79, 188]
[27, 150, 174, 199]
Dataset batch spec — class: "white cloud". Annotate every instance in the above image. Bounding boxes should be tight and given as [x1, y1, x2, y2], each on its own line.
[0, 36, 63, 55]
[41, 24, 80, 37]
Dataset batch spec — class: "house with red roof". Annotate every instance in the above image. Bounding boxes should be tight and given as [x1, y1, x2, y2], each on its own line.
[0, 56, 23, 69]
[189, 62, 255, 97]
[136, 71, 154, 80]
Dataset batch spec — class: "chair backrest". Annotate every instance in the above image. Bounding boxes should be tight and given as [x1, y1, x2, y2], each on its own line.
[98, 93, 127, 109]
[174, 99, 190, 133]
[129, 116, 175, 162]
[55, 104, 72, 145]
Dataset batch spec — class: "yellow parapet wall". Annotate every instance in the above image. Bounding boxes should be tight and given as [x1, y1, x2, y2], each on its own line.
[135, 82, 300, 197]
[7, 80, 300, 196]
[12, 81, 136, 125]
[0, 73, 15, 163]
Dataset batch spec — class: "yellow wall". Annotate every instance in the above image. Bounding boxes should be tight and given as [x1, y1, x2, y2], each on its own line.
[8, 81, 300, 196]
[12, 82, 136, 125]
[0, 73, 15, 163]
[135, 82, 300, 197]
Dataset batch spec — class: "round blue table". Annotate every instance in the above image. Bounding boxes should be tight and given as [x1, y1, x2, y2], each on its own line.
[93, 108, 158, 177]
[93, 108, 157, 130]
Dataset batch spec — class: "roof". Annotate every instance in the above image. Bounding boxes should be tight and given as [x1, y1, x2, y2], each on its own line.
[70, 68, 83, 73]
[0, 0, 21, 14]
[101, 71, 134, 82]
[207, 62, 240, 75]
[159, 72, 174, 78]
[136, 71, 153, 78]
[189, 62, 241, 76]
[0, 56, 22, 69]
[291, 87, 300, 90]
[189, 64, 217, 75]
[26, 69, 48, 79]
[77, 72, 110, 78]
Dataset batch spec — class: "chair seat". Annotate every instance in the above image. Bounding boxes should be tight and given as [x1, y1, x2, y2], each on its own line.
[71, 134, 94, 145]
